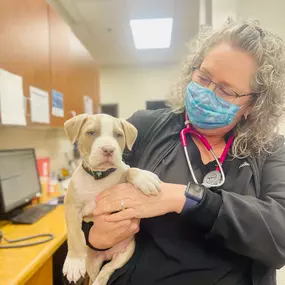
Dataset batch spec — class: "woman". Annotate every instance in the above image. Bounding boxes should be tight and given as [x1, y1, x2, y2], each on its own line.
[83, 20, 285, 285]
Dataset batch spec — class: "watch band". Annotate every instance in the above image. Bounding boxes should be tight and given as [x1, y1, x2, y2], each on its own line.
[184, 195, 199, 207]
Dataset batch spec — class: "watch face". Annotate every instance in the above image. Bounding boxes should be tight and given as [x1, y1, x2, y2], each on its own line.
[192, 184, 201, 193]
[186, 183, 204, 200]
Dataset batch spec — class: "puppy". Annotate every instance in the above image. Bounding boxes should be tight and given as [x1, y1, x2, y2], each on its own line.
[62, 114, 160, 285]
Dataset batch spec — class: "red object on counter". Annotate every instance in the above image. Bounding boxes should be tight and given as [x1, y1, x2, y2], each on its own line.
[36, 157, 50, 186]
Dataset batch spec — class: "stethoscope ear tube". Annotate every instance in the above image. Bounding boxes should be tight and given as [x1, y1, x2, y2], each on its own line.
[183, 146, 199, 184]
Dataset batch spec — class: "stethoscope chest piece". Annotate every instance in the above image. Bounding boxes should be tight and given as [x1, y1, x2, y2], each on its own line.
[202, 170, 222, 188]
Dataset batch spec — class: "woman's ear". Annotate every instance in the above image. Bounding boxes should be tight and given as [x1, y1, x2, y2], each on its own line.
[244, 104, 253, 120]
[120, 120, 138, 151]
[64, 114, 88, 144]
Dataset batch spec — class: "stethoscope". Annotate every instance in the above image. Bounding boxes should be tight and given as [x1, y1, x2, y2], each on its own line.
[180, 113, 235, 188]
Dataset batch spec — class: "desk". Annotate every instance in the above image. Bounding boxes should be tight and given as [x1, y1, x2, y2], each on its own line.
[0, 198, 67, 284]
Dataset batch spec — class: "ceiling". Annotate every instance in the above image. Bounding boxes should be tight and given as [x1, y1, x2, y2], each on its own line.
[47, 0, 200, 67]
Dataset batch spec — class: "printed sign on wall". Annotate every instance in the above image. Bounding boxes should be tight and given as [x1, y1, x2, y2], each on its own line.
[52, 90, 64, 117]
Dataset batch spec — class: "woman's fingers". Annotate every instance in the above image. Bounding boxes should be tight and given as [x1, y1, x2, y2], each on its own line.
[96, 189, 112, 202]
[111, 218, 140, 244]
[114, 218, 132, 229]
[89, 215, 139, 248]
[96, 183, 131, 202]
[93, 198, 134, 216]
[93, 200, 121, 215]
[128, 221, 140, 235]
[121, 218, 140, 238]
[105, 208, 136, 222]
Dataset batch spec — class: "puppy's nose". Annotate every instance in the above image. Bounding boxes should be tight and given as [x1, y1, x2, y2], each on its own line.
[102, 146, 115, 156]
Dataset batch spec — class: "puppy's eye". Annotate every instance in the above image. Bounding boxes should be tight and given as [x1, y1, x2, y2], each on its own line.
[116, 133, 123, 139]
[87, 131, 95, 136]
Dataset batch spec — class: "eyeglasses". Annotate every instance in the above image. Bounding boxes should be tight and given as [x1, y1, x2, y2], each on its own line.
[192, 67, 259, 104]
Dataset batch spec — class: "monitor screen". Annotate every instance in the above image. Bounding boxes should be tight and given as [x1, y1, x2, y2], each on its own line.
[146, 100, 168, 110]
[0, 149, 41, 213]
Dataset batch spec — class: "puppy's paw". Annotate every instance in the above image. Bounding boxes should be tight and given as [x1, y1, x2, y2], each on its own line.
[128, 168, 161, 195]
[82, 201, 96, 217]
[63, 255, 86, 283]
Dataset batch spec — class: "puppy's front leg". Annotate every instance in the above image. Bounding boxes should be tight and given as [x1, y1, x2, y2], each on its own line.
[63, 183, 87, 283]
[126, 168, 161, 195]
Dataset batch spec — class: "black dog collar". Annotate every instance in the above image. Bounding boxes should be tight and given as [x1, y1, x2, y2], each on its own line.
[82, 164, 116, 180]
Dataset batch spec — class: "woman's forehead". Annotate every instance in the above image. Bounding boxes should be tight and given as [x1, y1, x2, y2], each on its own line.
[201, 42, 257, 91]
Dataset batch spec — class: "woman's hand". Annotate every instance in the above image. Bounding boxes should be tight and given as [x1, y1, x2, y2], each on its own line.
[93, 182, 186, 222]
[88, 214, 140, 249]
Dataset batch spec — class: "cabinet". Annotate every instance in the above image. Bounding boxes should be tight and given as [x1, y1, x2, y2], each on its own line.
[0, 0, 50, 126]
[0, 0, 100, 128]
[48, 6, 100, 127]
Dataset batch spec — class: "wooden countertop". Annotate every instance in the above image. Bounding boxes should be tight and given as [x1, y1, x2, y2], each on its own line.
[0, 189, 67, 285]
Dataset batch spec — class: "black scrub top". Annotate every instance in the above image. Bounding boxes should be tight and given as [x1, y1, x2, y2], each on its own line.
[114, 136, 254, 285]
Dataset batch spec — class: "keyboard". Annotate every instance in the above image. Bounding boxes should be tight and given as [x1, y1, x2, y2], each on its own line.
[11, 204, 57, 224]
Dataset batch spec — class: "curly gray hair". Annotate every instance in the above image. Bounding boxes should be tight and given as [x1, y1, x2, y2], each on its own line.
[168, 20, 285, 158]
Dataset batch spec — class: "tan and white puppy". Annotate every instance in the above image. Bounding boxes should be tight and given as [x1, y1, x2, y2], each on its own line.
[63, 114, 160, 285]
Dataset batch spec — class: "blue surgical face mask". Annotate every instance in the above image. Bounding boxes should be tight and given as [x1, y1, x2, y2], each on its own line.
[184, 81, 241, 129]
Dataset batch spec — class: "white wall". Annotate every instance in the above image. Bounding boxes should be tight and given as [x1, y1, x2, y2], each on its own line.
[212, 0, 237, 29]
[100, 65, 180, 119]
[236, 0, 285, 38]
[235, 0, 285, 135]
[0, 127, 72, 173]
[211, 0, 285, 136]
[212, 0, 285, 37]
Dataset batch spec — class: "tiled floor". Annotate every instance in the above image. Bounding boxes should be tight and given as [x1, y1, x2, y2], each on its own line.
[277, 267, 285, 284]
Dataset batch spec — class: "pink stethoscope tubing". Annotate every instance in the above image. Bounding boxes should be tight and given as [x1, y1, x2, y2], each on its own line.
[180, 113, 235, 187]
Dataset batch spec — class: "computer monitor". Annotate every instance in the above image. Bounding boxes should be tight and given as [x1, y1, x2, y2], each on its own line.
[146, 100, 168, 110]
[0, 148, 41, 216]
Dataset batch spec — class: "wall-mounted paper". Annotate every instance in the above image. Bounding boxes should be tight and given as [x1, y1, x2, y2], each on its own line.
[52, 90, 64, 117]
[0, 69, 26, 126]
[30, 86, 50, 124]
[84, 96, 93, 115]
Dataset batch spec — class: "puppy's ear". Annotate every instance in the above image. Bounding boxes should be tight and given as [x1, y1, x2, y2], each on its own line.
[64, 114, 88, 144]
[120, 120, 138, 151]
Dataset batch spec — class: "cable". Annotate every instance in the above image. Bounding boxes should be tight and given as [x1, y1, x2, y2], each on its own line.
[0, 231, 54, 248]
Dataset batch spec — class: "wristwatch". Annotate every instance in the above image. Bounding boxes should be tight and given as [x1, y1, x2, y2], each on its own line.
[185, 182, 206, 204]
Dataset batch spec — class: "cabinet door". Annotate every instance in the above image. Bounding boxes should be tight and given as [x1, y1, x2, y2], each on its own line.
[48, 5, 70, 127]
[0, 0, 50, 126]
[67, 52, 100, 118]
[48, 6, 100, 127]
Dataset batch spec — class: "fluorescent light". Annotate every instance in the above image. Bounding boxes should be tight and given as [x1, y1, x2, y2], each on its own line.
[130, 18, 173, 49]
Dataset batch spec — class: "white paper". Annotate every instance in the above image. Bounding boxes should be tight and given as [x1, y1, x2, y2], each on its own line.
[84, 96, 93, 115]
[0, 69, 26, 126]
[30, 86, 50, 124]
